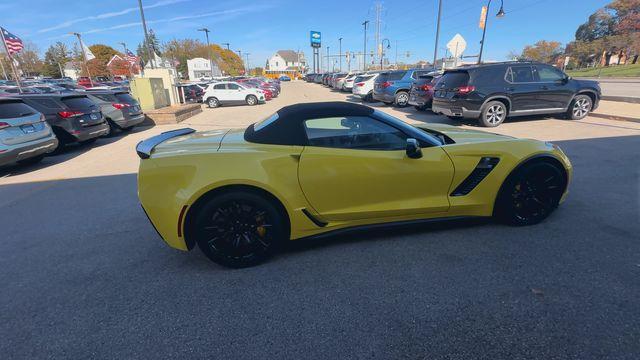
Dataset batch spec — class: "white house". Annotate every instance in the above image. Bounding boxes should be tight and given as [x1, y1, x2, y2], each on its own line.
[187, 57, 222, 81]
[266, 50, 306, 72]
[63, 62, 81, 80]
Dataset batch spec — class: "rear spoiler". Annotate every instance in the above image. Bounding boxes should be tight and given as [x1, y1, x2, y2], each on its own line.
[136, 128, 195, 159]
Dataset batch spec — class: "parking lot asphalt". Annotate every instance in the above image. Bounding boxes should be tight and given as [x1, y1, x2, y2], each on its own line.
[1, 81, 639, 359]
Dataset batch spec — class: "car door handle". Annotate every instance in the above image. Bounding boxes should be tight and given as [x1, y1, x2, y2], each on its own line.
[540, 85, 549, 90]
[506, 87, 515, 92]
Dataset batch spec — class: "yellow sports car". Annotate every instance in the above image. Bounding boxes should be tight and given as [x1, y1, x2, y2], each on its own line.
[136, 102, 572, 268]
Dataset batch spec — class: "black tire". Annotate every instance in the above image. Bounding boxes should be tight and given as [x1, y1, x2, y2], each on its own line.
[480, 100, 507, 127]
[364, 92, 374, 102]
[567, 94, 592, 120]
[80, 137, 98, 145]
[17, 154, 44, 165]
[207, 97, 220, 108]
[494, 162, 565, 226]
[192, 191, 286, 268]
[246, 95, 258, 106]
[383, 101, 394, 106]
[394, 91, 409, 107]
[104, 119, 118, 137]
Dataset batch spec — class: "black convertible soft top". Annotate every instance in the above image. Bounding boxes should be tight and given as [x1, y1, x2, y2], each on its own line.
[244, 102, 374, 146]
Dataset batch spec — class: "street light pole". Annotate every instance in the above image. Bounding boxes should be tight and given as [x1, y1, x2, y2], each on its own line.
[362, 21, 369, 71]
[338, 37, 343, 72]
[137, 0, 155, 69]
[478, 0, 505, 64]
[433, 0, 443, 69]
[326, 46, 330, 72]
[197, 28, 214, 79]
[119, 42, 134, 78]
[222, 43, 230, 51]
[380, 39, 390, 70]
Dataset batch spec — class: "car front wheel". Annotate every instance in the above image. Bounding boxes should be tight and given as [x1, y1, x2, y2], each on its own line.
[480, 101, 507, 127]
[207, 97, 220, 108]
[567, 94, 592, 120]
[394, 91, 409, 107]
[495, 162, 565, 226]
[192, 191, 286, 268]
[246, 95, 258, 106]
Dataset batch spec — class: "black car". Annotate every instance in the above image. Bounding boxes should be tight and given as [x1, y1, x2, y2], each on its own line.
[408, 74, 440, 111]
[19, 94, 109, 150]
[431, 61, 601, 127]
[177, 84, 204, 103]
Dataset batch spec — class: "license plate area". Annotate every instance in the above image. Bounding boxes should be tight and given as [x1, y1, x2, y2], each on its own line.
[21, 124, 36, 134]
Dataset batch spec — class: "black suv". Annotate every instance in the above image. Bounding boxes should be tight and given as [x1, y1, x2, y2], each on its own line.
[431, 61, 601, 127]
[19, 94, 110, 150]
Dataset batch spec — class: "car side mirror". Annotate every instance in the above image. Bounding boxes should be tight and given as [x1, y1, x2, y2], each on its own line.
[406, 138, 422, 159]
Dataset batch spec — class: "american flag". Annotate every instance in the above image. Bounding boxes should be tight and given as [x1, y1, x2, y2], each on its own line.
[125, 50, 139, 65]
[1, 27, 23, 55]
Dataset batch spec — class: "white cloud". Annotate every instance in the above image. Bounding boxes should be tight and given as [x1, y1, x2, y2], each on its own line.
[37, 0, 189, 33]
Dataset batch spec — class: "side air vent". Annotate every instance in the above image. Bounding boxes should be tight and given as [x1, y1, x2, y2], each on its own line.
[301, 208, 328, 227]
[451, 157, 500, 196]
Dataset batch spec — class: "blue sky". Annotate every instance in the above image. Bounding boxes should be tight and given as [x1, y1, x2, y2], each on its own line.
[2, 0, 609, 68]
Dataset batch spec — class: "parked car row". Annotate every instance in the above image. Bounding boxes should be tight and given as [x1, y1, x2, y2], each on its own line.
[0, 88, 145, 169]
[305, 61, 601, 127]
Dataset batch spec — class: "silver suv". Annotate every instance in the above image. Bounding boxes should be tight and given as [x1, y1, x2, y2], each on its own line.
[0, 98, 58, 166]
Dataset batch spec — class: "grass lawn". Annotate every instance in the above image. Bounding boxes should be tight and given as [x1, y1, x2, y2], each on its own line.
[567, 64, 640, 78]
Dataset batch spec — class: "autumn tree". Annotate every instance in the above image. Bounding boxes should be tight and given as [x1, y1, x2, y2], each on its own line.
[606, 0, 640, 33]
[14, 41, 43, 77]
[521, 40, 564, 64]
[162, 39, 245, 77]
[83, 44, 120, 77]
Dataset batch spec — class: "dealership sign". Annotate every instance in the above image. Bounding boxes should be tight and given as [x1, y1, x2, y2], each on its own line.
[310, 31, 321, 48]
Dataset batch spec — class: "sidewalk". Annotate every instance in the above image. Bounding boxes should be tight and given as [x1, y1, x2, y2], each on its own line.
[592, 100, 640, 122]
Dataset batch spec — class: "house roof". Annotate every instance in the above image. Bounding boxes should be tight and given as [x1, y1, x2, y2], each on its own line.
[277, 50, 300, 63]
[63, 62, 81, 70]
[107, 54, 124, 67]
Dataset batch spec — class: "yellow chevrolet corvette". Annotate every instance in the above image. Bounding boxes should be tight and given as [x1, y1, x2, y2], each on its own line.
[136, 102, 572, 268]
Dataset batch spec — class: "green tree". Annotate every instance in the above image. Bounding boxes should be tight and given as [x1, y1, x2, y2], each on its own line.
[14, 41, 43, 77]
[42, 42, 71, 78]
[162, 39, 245, 77]
[137, 29, 162, 65]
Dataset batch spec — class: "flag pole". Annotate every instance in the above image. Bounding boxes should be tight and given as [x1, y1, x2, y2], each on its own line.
[0, 28, 22, 92]
[72, 32, 93, 86]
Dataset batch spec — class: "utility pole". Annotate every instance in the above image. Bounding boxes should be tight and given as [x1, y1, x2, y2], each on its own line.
[70, 32, 93, 86]
[137, 0, 155, 69]
[222, 43, 230, 50]
[198, 28, 214, 78]
[374, 2, 382, 69]
[338, 37, 343, 72]
[433, 0, 443, 69]
[362, 20, 369, 71]
[326, 46, 330, 72]
[245, 53, 250, 75]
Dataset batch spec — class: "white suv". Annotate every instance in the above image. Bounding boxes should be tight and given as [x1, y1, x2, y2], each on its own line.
[351, 73, 379, 102]
[203, 81, 265, 108]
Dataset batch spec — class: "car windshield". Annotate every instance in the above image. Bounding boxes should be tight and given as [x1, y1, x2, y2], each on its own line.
[253, 112, 279, 131]
[0, 101, 37, 119]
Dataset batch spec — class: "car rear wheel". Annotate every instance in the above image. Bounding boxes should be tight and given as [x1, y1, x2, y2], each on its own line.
[495, 162, 565, 226]
[364, 92, 374, 102]
[567, 94, 592, 120]
[193, 191, 285, 268]
[394, 91, 409, 107]
[246, 95, 258, 106]
[207, 97, 220, 108]
[480, 101, 507, 127]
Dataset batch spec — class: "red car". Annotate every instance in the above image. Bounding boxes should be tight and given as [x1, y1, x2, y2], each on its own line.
[239, 81, 273, 100]
[77, 77, 106, 88]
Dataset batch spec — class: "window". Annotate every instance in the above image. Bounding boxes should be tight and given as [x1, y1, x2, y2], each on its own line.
[93, 94, 116, 102]
[61, 96, 95, 109]
[436, 71, 469, 89]
[536, 65, 565, 82]
[412, 71, 429, 79]
[304, 116, 407, 150]
[213, 83, 227, 90]
[0, 101, 37, 119]
[115, 93, 137, 104]
[227, 83, 241, 90]
[388, 71, 406, 81]
[32, 98, 59, 108]
[509, 66, 534, 83]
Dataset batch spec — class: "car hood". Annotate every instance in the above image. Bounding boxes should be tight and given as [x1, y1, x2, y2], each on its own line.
[415, 124, 514, 144]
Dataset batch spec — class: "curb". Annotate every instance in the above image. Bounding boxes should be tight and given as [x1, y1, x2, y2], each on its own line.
[601, 95, 640, 104]
[590, 112, 640, 123]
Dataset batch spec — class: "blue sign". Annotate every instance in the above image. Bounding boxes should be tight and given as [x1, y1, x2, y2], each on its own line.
[310, 31, 321, 48]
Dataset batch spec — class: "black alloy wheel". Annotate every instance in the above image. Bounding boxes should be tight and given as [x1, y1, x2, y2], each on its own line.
[496, 162, 565, 226]
[193, 192, 284, 268]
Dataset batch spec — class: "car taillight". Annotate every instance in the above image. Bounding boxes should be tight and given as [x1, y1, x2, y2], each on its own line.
[420, 84, 434, 91]
[0, 122, 9, 130]
[381, 81, 393, 88]
[112, 103, 131, 110]
[356, 82, 365, 87]
[456, 85, 475, 95]
[58, 110, 84, 118]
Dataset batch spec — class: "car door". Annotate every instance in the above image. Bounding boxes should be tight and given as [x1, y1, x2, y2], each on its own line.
[210, 83, 228, 102]
[226, 83, 245, 103]
[298, 116, 454, 221]
[533, 65, 575, 110]
[505, 65, 540, 112]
